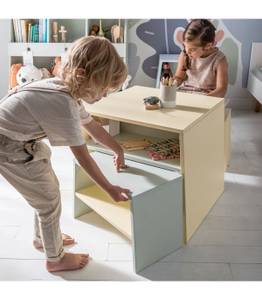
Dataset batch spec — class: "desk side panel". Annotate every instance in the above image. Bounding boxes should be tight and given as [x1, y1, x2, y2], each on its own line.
[131, 176, 183, 273]
[182, 103, 225, 241]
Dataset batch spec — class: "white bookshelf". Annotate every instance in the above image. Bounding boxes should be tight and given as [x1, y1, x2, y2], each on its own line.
[8, 18, 128, 70]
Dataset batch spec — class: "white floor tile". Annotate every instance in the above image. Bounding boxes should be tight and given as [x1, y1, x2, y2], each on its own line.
[0, 225, 20, 239]
[189, 229, 262, 246]
[49, 260, 145, 281]
[140, 262, 232, 281]
[204, 215, 262, 231]
[107, 243, 133, 261]
[161, 245, 262, 264]
[230, 263, 262, 280]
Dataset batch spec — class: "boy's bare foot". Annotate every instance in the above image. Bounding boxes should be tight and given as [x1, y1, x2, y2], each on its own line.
[46, 252, 89, 272]
[33, 233, 75, 250]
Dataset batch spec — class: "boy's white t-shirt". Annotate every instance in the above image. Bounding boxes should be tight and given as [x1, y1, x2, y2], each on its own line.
[0, 77, 93, 146]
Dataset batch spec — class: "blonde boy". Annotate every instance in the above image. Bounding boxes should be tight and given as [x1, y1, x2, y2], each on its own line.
[0, 36, 130, 272]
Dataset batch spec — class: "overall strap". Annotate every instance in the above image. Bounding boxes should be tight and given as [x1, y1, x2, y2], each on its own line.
[1, 81, 71, 102]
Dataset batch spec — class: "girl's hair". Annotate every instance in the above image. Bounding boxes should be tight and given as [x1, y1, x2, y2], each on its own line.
[61, 36, 127, 99]
[182, 19, 216, 70]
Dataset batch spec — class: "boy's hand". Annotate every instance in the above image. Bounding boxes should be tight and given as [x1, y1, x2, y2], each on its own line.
[108, 185, 132, 202]
[113, 148, 127, 172]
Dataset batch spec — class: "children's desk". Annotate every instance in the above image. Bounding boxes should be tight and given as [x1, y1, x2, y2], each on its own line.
[74, 86, 225, 272]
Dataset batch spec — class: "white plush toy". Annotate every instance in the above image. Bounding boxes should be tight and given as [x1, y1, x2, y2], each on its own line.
[16, 65, 51, 86]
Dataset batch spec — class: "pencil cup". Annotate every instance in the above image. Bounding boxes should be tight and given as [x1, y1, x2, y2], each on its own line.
[159, 82, 177, 108]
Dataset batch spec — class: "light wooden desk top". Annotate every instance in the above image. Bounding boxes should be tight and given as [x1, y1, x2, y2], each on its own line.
[83, 86, 224, 133]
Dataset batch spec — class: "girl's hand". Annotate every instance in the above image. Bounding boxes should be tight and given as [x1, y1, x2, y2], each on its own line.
[113, 148, 127, 172]
[107, 185, 132, 202]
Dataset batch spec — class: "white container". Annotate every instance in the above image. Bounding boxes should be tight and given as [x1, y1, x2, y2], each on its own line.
[159, 82, 177, 108]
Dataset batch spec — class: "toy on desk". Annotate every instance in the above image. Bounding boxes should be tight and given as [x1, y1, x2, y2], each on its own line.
[143, 96, 161, 110]
[147, 138, 180, 161]
[59, 26, 67, 43]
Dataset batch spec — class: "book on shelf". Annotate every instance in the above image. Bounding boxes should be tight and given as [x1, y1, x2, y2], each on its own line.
[20, 19, 28, 43]
[12, 19, 49, 43]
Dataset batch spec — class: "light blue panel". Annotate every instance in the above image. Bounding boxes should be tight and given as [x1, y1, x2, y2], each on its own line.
[88, 152, 180, 196]
[131, 175, 183, 273]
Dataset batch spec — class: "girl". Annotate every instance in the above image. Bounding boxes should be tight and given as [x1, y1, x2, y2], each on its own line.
[174, 19, 228, 97]
[0, 36, 131, 272]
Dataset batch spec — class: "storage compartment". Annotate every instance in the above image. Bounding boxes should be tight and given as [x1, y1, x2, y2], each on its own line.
[86, 120, 181, 171]
[10, 56, 56, 69]
[74, 151, 183, 272]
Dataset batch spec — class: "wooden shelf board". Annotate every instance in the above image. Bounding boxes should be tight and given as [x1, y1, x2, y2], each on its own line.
[76, 185, 132, 239]
[87, 132, 181, 172]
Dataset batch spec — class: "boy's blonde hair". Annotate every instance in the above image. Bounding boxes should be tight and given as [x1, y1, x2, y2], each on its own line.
[61, 36, 127, 99]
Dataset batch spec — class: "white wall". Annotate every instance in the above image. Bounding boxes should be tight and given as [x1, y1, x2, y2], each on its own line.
[0, 19, 10, 98]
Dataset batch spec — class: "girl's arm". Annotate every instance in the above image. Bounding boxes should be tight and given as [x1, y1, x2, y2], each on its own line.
[82, 119, 126, 172]
[70, 144, 130, 202]
[173, 52, 187, 86]
[207, 57, 228, 98]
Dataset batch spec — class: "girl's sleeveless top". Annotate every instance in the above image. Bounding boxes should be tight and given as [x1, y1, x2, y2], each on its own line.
[179, 48, 226, 94]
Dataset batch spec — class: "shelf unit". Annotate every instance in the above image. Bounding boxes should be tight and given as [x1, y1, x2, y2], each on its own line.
[8, 19, 128, 72]
[74, 85, 226, 273]
[74, 151, 183, 272]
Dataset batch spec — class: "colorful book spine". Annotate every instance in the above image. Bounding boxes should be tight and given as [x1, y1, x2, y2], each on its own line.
[39, 19, 43, 42]
[27, 23, 32, 42]
[42, 19, 46, 42]
[20, 19, 27, 43]
[16, 19, 22, 42]
[35, 24, 39, 42]
[46, 19, 49, 42]
[12, 19, 18, 42]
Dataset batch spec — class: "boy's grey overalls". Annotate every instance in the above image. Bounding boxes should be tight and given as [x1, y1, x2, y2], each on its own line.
[0, 85, 69, 262]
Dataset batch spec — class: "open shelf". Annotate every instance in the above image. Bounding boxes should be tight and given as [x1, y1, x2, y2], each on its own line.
[76, 185, 132, 239]
[87, 132, 181, 172]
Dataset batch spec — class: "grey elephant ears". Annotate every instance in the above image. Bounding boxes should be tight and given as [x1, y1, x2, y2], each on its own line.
[176, 30, 184, 45]
[215, 30, 224, 45]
